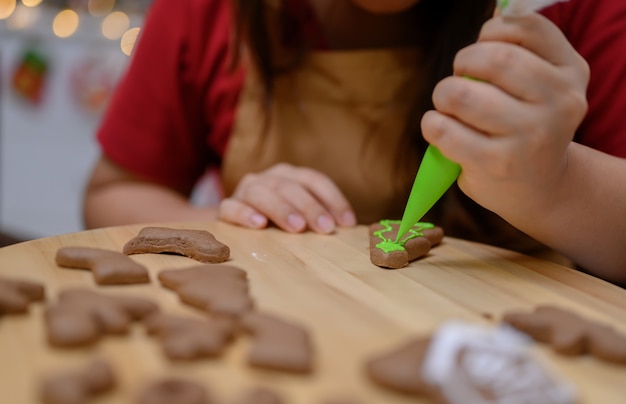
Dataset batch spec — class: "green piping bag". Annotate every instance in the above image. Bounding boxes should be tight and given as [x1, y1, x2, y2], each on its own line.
[395, 145, 460, 242]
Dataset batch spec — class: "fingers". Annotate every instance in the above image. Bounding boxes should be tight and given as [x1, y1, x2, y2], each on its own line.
[421, 110, 503, 177]
[218, 198, 268, 230]
[479, 13, 584, 68]
[454, 13, 589, 104]
[431, 75, 533, 136]
[218, 164, 356, 234]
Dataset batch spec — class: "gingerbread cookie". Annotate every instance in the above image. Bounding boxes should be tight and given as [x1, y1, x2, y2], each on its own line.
[45, 288, 159, 347]
[365, 336, 437, 397]
[241, 311, 314, 374]
[124, 227, 230, 263]
[136, 378, 212, 404]
[40, 358, 115, 404]
[367, 322, 577, 404]
[503, 305, 626, 364]
[144, 313, 236, 360]
[0, 276, 45, 315]
[56, 246, 150, 285]
[231, 387, 284, 404]
[158, 265, 252, 317]
[369, 220, 443, 269]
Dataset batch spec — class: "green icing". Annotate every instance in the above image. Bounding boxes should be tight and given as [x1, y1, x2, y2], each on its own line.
[373, 219, 434, 253]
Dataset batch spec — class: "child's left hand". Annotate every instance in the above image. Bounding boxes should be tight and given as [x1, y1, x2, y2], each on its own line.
[421, 12, 589, 217]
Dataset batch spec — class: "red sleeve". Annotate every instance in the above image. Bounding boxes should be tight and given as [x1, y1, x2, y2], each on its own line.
[96, 0, 244, 195]
[542, 0, 626, 158]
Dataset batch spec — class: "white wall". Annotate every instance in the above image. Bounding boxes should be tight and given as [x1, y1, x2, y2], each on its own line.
[0, 10, 135, 239]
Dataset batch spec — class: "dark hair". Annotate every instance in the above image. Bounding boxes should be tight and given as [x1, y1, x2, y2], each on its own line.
[231, 0, 495, 171]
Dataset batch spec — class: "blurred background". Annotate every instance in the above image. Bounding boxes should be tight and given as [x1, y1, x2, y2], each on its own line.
[0, 0, 151, 244]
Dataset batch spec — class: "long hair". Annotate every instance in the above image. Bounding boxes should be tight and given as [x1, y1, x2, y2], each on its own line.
[231, 0, 495, 169]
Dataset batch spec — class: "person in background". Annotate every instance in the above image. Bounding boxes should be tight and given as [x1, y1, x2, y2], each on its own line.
[82, 0, 626, 285]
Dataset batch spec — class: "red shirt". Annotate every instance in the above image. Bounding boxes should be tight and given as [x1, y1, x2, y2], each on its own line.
[97, 0, 626, 196]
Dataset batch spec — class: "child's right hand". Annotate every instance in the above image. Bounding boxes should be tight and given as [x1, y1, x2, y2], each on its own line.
[420, 12, 589, 222]
[217, 163, 357, 234]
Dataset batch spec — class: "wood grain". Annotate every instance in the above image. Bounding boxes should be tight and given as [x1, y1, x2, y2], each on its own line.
[1, 221, 625, 403]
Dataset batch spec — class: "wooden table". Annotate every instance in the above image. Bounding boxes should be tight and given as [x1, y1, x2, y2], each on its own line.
[1, 221, 625, 403]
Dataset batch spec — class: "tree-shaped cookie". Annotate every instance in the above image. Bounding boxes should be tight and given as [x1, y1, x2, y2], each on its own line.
[158, 265, 253, 317]
[369, 220, 443, 269]
[56, 246, 150, 285]
[45, 288, 159, 347]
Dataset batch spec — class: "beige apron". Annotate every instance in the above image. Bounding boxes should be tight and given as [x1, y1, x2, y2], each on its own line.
[222, 48, 422, 224]
[220, 47, 571, 266]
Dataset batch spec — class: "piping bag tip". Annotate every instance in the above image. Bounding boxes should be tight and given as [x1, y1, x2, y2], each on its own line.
[395, 145, 461, 243]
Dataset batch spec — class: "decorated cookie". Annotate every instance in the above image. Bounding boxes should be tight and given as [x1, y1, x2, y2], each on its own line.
[369, 220, 443, 269]
[0, 276, 45, 315]
[40, 358, 115, 404]
[144, 313, 236, 360]
[241, 311, 314, 374]
[503, 305, 626, 364]
[158, 265, 253, 317]
[123, 227, 230, 263]
[366, 321, 577, 404]
[135, 378, 212, 404]
[45, 288, 159, 347]
[56, 246, 150, 285]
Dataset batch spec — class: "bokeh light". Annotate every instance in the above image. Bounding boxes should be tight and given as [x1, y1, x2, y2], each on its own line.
[52, 9, 79, 38]
[0, 0, 17, 20]
[101, 11, 129, 40]
[120, 26, 140, 56]
[21, 0, 42, 7]
[6, 3, 40, 29]
[88, 0, 115, 17]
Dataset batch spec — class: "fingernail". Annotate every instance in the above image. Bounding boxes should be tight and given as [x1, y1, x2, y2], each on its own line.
[341, 211, 356, 226]
[287, 214, 306, 231]
[317, 214, 335, 234]
[250, 213, 266, 228]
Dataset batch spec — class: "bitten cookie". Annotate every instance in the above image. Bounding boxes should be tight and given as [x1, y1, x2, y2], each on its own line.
[158, 265, 253, 317]
[369, 220, 443, 269]
[40, 359, 115, 404]
[123, 227, 230, 263]
[45, 288, 159, 347]
[144, 313, 236, 360]
[502, 305, 626, 364]
[241, 311, 314, 374]
[56, 246, 150, 285]
[0, 276, 45, 315]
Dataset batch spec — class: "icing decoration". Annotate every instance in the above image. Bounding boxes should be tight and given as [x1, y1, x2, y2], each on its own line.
[373, 219, 434, 253]
[422, 321, 578, 404]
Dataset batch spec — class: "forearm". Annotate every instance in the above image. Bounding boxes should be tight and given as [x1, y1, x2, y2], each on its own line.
[83, 182, 218, 229]
[504, 143, 626, 284]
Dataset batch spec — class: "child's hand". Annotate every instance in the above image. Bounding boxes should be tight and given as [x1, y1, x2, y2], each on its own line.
[218, 163, 356, 233]
[421, 12, 589, 217]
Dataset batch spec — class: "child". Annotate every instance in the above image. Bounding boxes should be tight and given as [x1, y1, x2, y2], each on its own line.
[83, 0, 626, 285]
